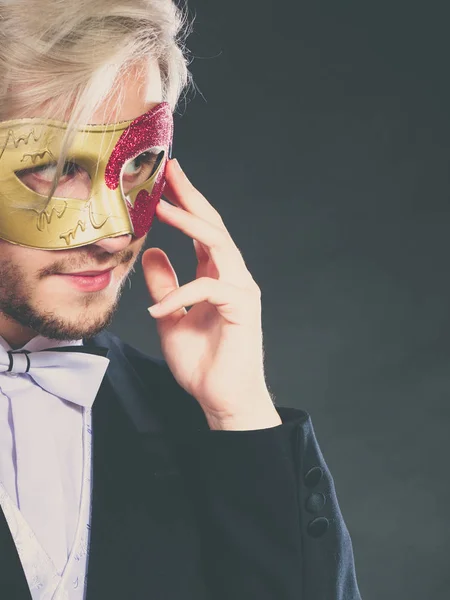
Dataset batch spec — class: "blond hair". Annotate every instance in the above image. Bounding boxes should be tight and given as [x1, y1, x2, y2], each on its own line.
[0, 0, 194, 204]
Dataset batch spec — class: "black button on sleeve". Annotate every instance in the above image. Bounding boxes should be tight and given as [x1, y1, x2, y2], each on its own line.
[304, 466, 324, 488]
[305, 492, 326, 514]
[307, 517, 330, 538]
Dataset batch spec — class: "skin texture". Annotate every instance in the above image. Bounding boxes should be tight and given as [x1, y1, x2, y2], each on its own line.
[142, 160, 281, 430]
[0, 59, 280, 429]
[0, 60, 162, 349]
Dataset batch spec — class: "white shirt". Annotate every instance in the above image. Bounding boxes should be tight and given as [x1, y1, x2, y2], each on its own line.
[0, 334, 89, 575]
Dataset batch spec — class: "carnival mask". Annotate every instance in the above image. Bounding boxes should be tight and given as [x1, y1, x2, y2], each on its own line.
[0, 101, 173, 250]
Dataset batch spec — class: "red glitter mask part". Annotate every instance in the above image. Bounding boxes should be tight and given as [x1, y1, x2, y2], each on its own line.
[127, 188, 158, 238]
[104, 102, 173, 237]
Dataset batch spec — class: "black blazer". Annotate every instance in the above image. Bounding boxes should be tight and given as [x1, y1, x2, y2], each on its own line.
[0, 330, 362, 599]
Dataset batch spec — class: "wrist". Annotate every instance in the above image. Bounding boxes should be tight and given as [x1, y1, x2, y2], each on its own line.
[205, 402, 282, 431]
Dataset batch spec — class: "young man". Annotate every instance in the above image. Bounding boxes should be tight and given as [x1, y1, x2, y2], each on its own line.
[0, 1, 362, 599]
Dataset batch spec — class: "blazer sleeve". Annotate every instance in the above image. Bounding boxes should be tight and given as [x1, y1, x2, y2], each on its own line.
[175, 405, 362, 600]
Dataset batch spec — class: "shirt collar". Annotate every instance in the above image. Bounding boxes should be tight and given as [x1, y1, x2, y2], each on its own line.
[0, 335, 83, 353]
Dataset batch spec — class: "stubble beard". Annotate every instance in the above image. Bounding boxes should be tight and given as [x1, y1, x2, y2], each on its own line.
[0, 254, 136, 342]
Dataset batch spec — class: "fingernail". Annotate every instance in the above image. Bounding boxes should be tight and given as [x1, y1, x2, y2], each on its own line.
[148, 303, 161, 316]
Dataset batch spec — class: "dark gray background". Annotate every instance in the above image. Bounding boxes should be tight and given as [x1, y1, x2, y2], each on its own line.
[109, 2, 450, 598]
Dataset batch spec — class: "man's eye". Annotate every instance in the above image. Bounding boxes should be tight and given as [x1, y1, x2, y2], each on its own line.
[121, 150, 164, 192]
[16, 161, 81, 182]
[14, 161, 91, 200]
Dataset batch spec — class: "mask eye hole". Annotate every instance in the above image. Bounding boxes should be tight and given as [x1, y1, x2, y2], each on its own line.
[14, 161, 91, 200]
[120, 149, 164, 196]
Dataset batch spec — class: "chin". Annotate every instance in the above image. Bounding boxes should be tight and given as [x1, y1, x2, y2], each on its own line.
[35, 308, 116, 341]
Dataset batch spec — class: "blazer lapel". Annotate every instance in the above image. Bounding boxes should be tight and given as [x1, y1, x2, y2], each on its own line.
[84, 332, 209, 600]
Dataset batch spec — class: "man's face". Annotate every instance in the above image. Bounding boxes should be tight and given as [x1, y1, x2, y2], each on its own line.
[0, 61, 163, 345]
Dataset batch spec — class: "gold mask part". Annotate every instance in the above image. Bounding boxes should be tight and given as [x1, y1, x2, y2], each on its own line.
[0, 102, 173, 250]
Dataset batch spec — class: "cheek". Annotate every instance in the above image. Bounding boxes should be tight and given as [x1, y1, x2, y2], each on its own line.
[0, 253, 41, 296]
[0, 244, 45, 272]
[0, 249, 64, 289]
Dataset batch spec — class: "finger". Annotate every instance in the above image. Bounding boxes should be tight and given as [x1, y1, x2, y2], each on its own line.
[142, 248, 187, 324]
[193, 238, 218, 280]
[148, 277, 262, 326]
[193, 238, 209, 264]
[163, 159, 225, 227]
[156, 200, 251, 286]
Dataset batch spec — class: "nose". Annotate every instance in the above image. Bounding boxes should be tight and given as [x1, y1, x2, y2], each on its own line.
[92, 234, 133, 253]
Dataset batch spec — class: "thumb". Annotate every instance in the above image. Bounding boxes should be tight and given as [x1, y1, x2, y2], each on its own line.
[141, 248, 187, 321]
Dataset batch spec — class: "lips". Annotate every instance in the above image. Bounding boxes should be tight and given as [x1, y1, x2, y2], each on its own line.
[55, 268, 114, 292]
[59, 267, 114, 276]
